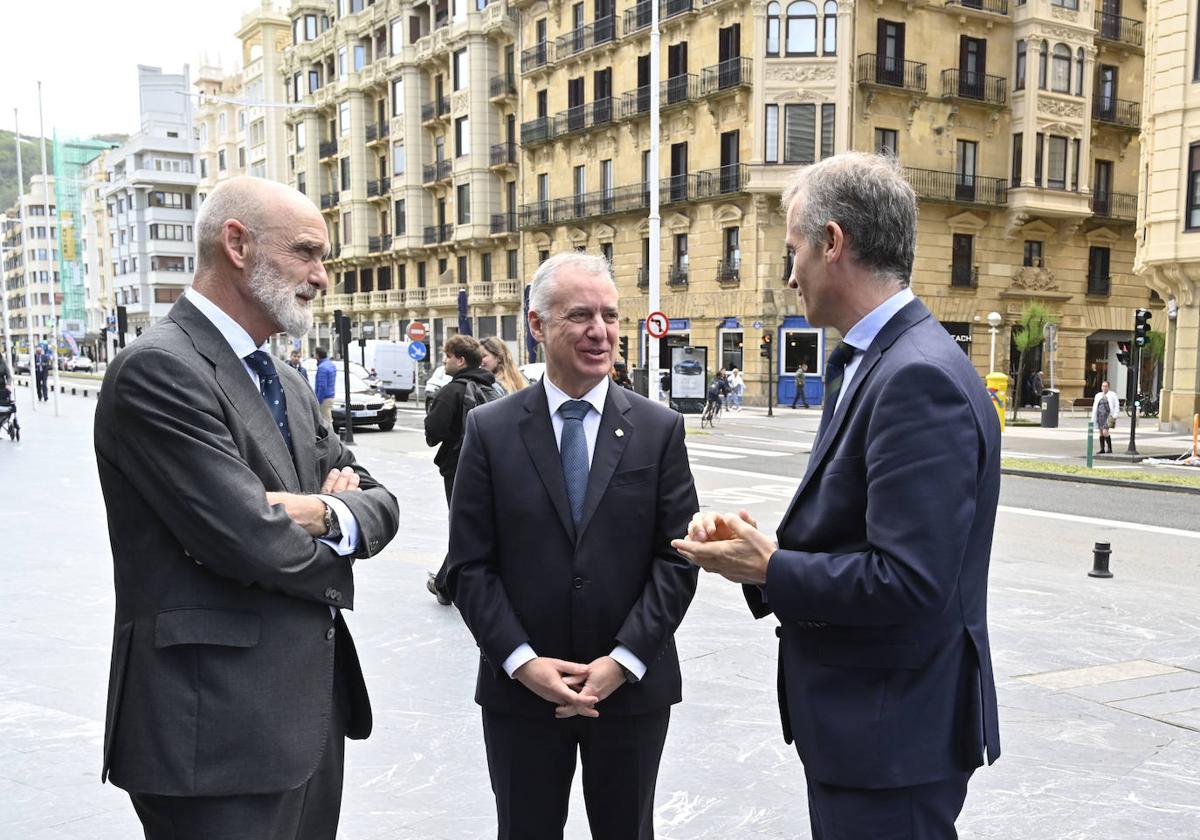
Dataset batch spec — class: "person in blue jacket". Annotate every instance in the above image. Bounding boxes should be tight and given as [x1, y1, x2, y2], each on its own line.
[314, 346, 337, 428]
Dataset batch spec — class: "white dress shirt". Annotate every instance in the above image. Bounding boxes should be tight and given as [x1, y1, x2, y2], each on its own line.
[835, 287, 916, 412]
[501, 374, 648, 682]
[185, 288, 359, 557]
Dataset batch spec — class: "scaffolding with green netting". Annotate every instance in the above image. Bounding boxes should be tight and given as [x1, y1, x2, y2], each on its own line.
[52, 136, 112, 341]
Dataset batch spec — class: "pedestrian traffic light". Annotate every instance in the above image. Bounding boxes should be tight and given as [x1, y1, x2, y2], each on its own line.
[1116, 341, 1131, 367]
[760, 333, 773, 358]
[619, 335, 629, 361]
[1134, 308, 1152, 346]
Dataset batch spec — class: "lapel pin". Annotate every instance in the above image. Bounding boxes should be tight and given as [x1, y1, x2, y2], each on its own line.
[614, 429, 624, 438]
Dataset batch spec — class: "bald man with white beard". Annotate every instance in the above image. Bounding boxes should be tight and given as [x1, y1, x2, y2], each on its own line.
[94, 177, 399, 840]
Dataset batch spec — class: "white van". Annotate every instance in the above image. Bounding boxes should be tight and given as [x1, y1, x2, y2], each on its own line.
[371, 341, 418, 401]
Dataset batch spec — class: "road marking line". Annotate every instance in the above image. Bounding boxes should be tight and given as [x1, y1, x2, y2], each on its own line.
[690, 464, 800, 481]
[686, 441, 791, 457]
[687, 449, 746, 460]
[1002, 450, 1069, 460]
[997, 506, 1200, 539]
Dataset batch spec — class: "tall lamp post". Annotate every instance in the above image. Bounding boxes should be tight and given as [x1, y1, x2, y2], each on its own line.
[987, 311, 1003, 373]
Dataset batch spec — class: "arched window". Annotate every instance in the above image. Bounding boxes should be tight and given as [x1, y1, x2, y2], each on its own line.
[1038, 40, 1048, 89]
[1075, 47, 1085, 95]
[1014, 39, 1026, 90]
[766, 2, 781, 56]
[786, 1, 818, 56]
[1051, 43, 1071, 92]
[823, 1, 837, 55]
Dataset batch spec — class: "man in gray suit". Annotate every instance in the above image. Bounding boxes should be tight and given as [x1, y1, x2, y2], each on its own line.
[95, 176, 399, 840]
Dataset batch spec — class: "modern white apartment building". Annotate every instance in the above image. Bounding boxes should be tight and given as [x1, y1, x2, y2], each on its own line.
[2, 176, 60, 350]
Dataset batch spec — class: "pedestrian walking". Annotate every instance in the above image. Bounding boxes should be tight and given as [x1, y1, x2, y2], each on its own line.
[1092, 379, 1119, 454]
[93, 176, 400, 840]
[446, 252, 699, 840]
[791, 362, 809, 408]
[728, 366, 744, 410]
[314, 345, 336, 427]
[34, 346, 50, 401]
[674, 153, 1001, 839]
[285, 348, 309, 386]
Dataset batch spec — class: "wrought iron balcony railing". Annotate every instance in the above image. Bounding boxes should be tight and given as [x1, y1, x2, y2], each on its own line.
[518, 200, 553, 228]
[618, 86, 651, 119]
[318, 139, 338, 158]
[662, 74, 700, 108]
[1091, 191, 1137, 221]
[520, 115, 558, 145]
[700, 57, 752, 96]
[554, 17, 616, 59]
[422, 159, 452, 184]
[489, 72, 517, 98]
[717, 259, 740, 285]
[367, 234, 392, 253]
[904, 167, 1008, 206]
[520, 42, 552, 73]
[365, 121, 389, 142]
[940, 69, 1006, 106]
[696, 164, 748, 198]
[555, 99, 614, 136]
[490, 212, 517, 234]
[320, 192, 339, 209]
[667, 264, 689, 287]
[420, 97, 449, 122]
[1095, 11, 1143, 48]
[1093, 97, 1140, 129]
[366, 176, 390, 197]
[490, 142, 517, 166]
[422, 224, 453, 244]
[623, 0, 694, 35]
[856, 53, 927, 93]
[944, 0, 1008, 15]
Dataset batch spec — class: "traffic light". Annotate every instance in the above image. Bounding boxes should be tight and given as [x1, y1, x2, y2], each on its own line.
[619, 335, 629, 361]
[1134, 308, 1152, 347]
[760, 333, 773, 358]
[1116, 341, 1131, 367]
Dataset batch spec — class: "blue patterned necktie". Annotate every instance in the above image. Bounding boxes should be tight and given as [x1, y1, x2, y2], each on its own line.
[558, 399, 592, 526]
[244, 350, 293, 455]
[816, 342, 856, 447]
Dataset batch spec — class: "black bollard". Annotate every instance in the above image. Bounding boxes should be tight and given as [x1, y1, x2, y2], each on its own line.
[1088, 541, 1113, 579]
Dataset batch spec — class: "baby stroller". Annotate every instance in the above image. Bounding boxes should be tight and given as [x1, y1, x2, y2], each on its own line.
[0, 385, 19, 441]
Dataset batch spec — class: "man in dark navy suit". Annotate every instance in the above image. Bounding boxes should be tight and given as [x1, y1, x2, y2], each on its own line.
[674, 152, 1001, 840]
[446, 252, 699, 840]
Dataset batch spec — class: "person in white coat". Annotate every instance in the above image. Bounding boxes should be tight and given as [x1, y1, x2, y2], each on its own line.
[1092, 380, 1120, 454]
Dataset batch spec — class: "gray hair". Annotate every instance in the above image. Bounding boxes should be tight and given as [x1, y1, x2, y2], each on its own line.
[528, 252, 615, 315]
[782, 152, 916, 286]
[194, 176, 281, 270]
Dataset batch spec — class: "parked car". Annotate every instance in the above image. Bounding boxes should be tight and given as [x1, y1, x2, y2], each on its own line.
[673, 358, 704, 376]
[330, 373, 397, 431]
[13, 354, 31, 375]
[301, 358, 378, 391]
[519, 362, 546, 384]
[64, 355, 94, 373]
[424, 364, 452, 401]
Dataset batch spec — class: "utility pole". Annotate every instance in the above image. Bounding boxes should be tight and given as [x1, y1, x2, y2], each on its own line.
[646, 0, 661, 401]
[14, 109, 37, 412]
[38, 82, 59, 417]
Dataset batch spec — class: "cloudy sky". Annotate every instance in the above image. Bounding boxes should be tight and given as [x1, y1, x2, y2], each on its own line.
[1, 0, 269, 140]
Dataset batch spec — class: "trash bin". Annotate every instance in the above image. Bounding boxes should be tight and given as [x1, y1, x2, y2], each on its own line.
[1040, 388, 1059, 428]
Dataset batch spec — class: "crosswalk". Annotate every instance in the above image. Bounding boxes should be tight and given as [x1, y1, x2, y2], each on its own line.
[685, 432, 812, 461]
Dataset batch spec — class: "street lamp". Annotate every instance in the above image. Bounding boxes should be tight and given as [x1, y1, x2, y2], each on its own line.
[987, 311, 1003, 373]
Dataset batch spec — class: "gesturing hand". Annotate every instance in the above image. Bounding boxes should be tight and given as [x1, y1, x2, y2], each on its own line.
[514, 658, 600, 719]
[684, 509, 758, 543]
[672, 510, 774, 585]
[555, 656, 626, 718]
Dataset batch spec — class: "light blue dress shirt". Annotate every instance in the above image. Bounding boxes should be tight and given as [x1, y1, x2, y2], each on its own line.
[835, 287, 915, 412]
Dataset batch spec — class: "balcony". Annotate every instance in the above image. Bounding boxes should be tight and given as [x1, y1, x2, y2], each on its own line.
[367, 234, 392, 253]
[320, 192, 339, 210]
[521, 42, 553, 74]
[662, 74, 700, 109]
[520, 115, 558, 146]
[856, 54, 927, 94]
[422, 224, 453, 245]
[1091, 191, 1137, 222]
[904, 167, 1007, 206]
[422, 159, 452, 184]
[490, 212, 517, 234]
[490, 142, 518, 167]
[667, 264, 689, 287]
[943, 0, 1008, 17]
[519, 200, 552, 228]
[1093, 97, 1140, 130]
[696, 164, 749, 198]
[318, 139, 338, 158]
[662, 173, 701, 204]
[489, 72, 517, 99]
[1095, 11, 1143, 50]
[365, 121, 389, 143]
[420, 97, 449, 123]
[367, 177, 391, 198]
[637, 267, 649, 289]
[717, 259, 740, 286]
[552, 195, 591, 224]
[940, 69, 1006, 107]
[555, 99, 615, 136]
[554, 17, 616, 61]
[618, 86, 651, 119]
[623, 0, 695, 36]
[700, 57, 752, 97]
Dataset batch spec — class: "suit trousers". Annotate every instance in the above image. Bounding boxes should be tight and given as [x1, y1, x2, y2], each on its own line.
[481, 706, 671, 840]
[129, 652, 350, 840]
[805, 770, 973, 840]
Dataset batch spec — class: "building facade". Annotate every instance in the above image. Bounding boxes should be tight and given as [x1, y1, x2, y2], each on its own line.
[1135, 0, 1200, 430]
[2, 176, 60, 352]
[280, 0, 524, 359]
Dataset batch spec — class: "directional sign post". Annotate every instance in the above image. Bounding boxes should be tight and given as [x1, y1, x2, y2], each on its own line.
[408, 340, 427, 362]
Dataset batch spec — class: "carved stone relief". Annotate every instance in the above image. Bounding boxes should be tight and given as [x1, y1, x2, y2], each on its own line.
[764, 64, 836, 83]
[452, 91, 469, 114]
[1011, 265, 1059, 291]
[1050, 6, 1078, 22]
[1040, 120, 1080, 137]
[1037, 98, 1084, 119]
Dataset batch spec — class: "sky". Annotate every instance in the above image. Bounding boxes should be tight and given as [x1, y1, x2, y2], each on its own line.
[1, 0, 270, 140]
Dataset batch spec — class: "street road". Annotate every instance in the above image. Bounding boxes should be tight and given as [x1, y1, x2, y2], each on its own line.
[3, 387, 1198, 839]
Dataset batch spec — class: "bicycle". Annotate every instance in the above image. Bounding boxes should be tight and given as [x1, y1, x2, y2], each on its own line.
[700, 397, 722, 429]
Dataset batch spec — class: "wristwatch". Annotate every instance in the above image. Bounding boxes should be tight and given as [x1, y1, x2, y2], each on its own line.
[321, 503, 342, 542]
[618, 662, 640, 684]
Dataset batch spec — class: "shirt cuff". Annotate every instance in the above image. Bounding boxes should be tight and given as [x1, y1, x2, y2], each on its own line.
[608, 645, 647, 681]
[502, 643, 537, 678]
[315, 495, 359, 556]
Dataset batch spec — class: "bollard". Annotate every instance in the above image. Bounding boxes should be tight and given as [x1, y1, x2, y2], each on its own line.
[1088, 541, 1113, 578]
[1086, 419, 1094, 468]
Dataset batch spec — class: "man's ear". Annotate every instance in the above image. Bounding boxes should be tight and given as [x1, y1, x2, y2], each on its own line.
[222, 219, 251, 270]
[528, 310, 545, 343]
[824, 221, 845, 264]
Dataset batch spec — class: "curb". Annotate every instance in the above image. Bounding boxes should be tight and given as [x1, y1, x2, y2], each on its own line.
[12, 376, 102, 398]
[1001, 467, 1200, 496]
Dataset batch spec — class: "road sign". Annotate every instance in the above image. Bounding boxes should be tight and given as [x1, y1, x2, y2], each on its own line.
[408, 341, 428, 361]
[407, 321, 428, 342]
[646, 311, 669, 339]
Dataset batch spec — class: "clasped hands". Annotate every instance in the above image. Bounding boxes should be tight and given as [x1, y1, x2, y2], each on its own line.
[514, 655, 627, 719]
[671, 509, 776, 585]
[265, 467, 360, 535]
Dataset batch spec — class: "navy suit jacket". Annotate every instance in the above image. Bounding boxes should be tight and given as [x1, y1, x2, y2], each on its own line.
[746, 298, 1002, 789]
[446, 380, 699, 717]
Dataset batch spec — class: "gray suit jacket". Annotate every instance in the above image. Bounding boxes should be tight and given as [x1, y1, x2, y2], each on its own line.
[95, 296, 399, 796]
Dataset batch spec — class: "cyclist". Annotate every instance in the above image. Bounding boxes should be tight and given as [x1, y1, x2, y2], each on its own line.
[704, 368, 730, 425]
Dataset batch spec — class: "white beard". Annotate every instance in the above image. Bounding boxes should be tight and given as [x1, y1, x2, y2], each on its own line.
[248, 257, 313, 338]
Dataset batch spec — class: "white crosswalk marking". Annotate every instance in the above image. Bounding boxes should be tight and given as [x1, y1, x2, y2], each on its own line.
[685, 441, 792, 458]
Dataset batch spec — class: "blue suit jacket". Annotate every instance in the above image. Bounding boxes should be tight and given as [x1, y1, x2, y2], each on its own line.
[746, 298, 1002, 789]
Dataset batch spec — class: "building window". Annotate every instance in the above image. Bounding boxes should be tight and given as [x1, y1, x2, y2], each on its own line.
[456, 184, 470, 224]
[786, 1, 818, 56]
[392, 78, 404, 116]
[875, 128, 898, 156]
[1051, 43, 1071, 93]
[1015, 40, 1026, 90]
[1038, 40, 1048, 90]
[342, 212, 352, 244]
[1075, 48, 1084, 96]
[392, 142, 405, 175]
[394, 199, 406, 235]
[820, 103, 835, 159]
[1023, 240, 1043, 267]
[340, 156, 351, 190]
[1187, 144, 1200, 229]
[453, 48, 467, 90]
[507, 249, 518, 279]
[238, 146, 246, 168]
[308, 70, 320, 94]
[765, 105, 779, 162]
[951, 234, 974, 288]
[454, 116, 470, 157]
[600, 242, 613, 263]
[338, 48, 347, 79]
[1047, 135, 1067, 189]
[296, 122, 306, 150]
[823, 1, 837, 55]
[766, 2, 780, 56]
[354, 45, 366, 72]
[724, 227, 740, 269]
[783, 103, 815, 163]
[1087, 247, 1110, 295]
[217, 149, 227, 171]
[458, 255, 469, 284]
[480, 252, 492, 284]
[1034, 132, 1044, 187]
[1050, 0, 1077, 8]
[297, 171, 307, 194]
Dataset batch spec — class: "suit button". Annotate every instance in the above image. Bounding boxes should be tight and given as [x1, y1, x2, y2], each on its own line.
[326, 627, 336, 640]
[573, 577, 584, 589]
[325, 588, 341, 601]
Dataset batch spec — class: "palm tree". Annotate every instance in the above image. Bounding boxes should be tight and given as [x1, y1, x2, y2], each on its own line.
[1010, 302, 1055, 421]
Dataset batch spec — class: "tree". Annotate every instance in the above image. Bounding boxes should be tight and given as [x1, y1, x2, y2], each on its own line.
[1010, 302, 1055, 421]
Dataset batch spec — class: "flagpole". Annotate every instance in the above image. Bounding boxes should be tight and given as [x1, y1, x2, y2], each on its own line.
[14, 109, 38, 412]
[37, 81, 60, 417]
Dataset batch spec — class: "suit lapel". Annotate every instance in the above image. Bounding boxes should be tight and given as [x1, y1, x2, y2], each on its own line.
[519, 382, 576, 540]
[281, 371, 317, 492]
[575, 383, 632, 543]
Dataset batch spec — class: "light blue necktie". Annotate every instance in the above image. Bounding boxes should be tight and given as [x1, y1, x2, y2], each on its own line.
[558, 400, 591, 526]
[244, 350, 293, 455]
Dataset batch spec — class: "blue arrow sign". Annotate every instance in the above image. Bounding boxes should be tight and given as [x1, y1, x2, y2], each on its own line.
[408, 341, 427, 361]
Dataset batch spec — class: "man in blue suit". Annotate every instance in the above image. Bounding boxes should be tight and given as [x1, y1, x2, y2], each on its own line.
[674, 152, 1001, 839]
